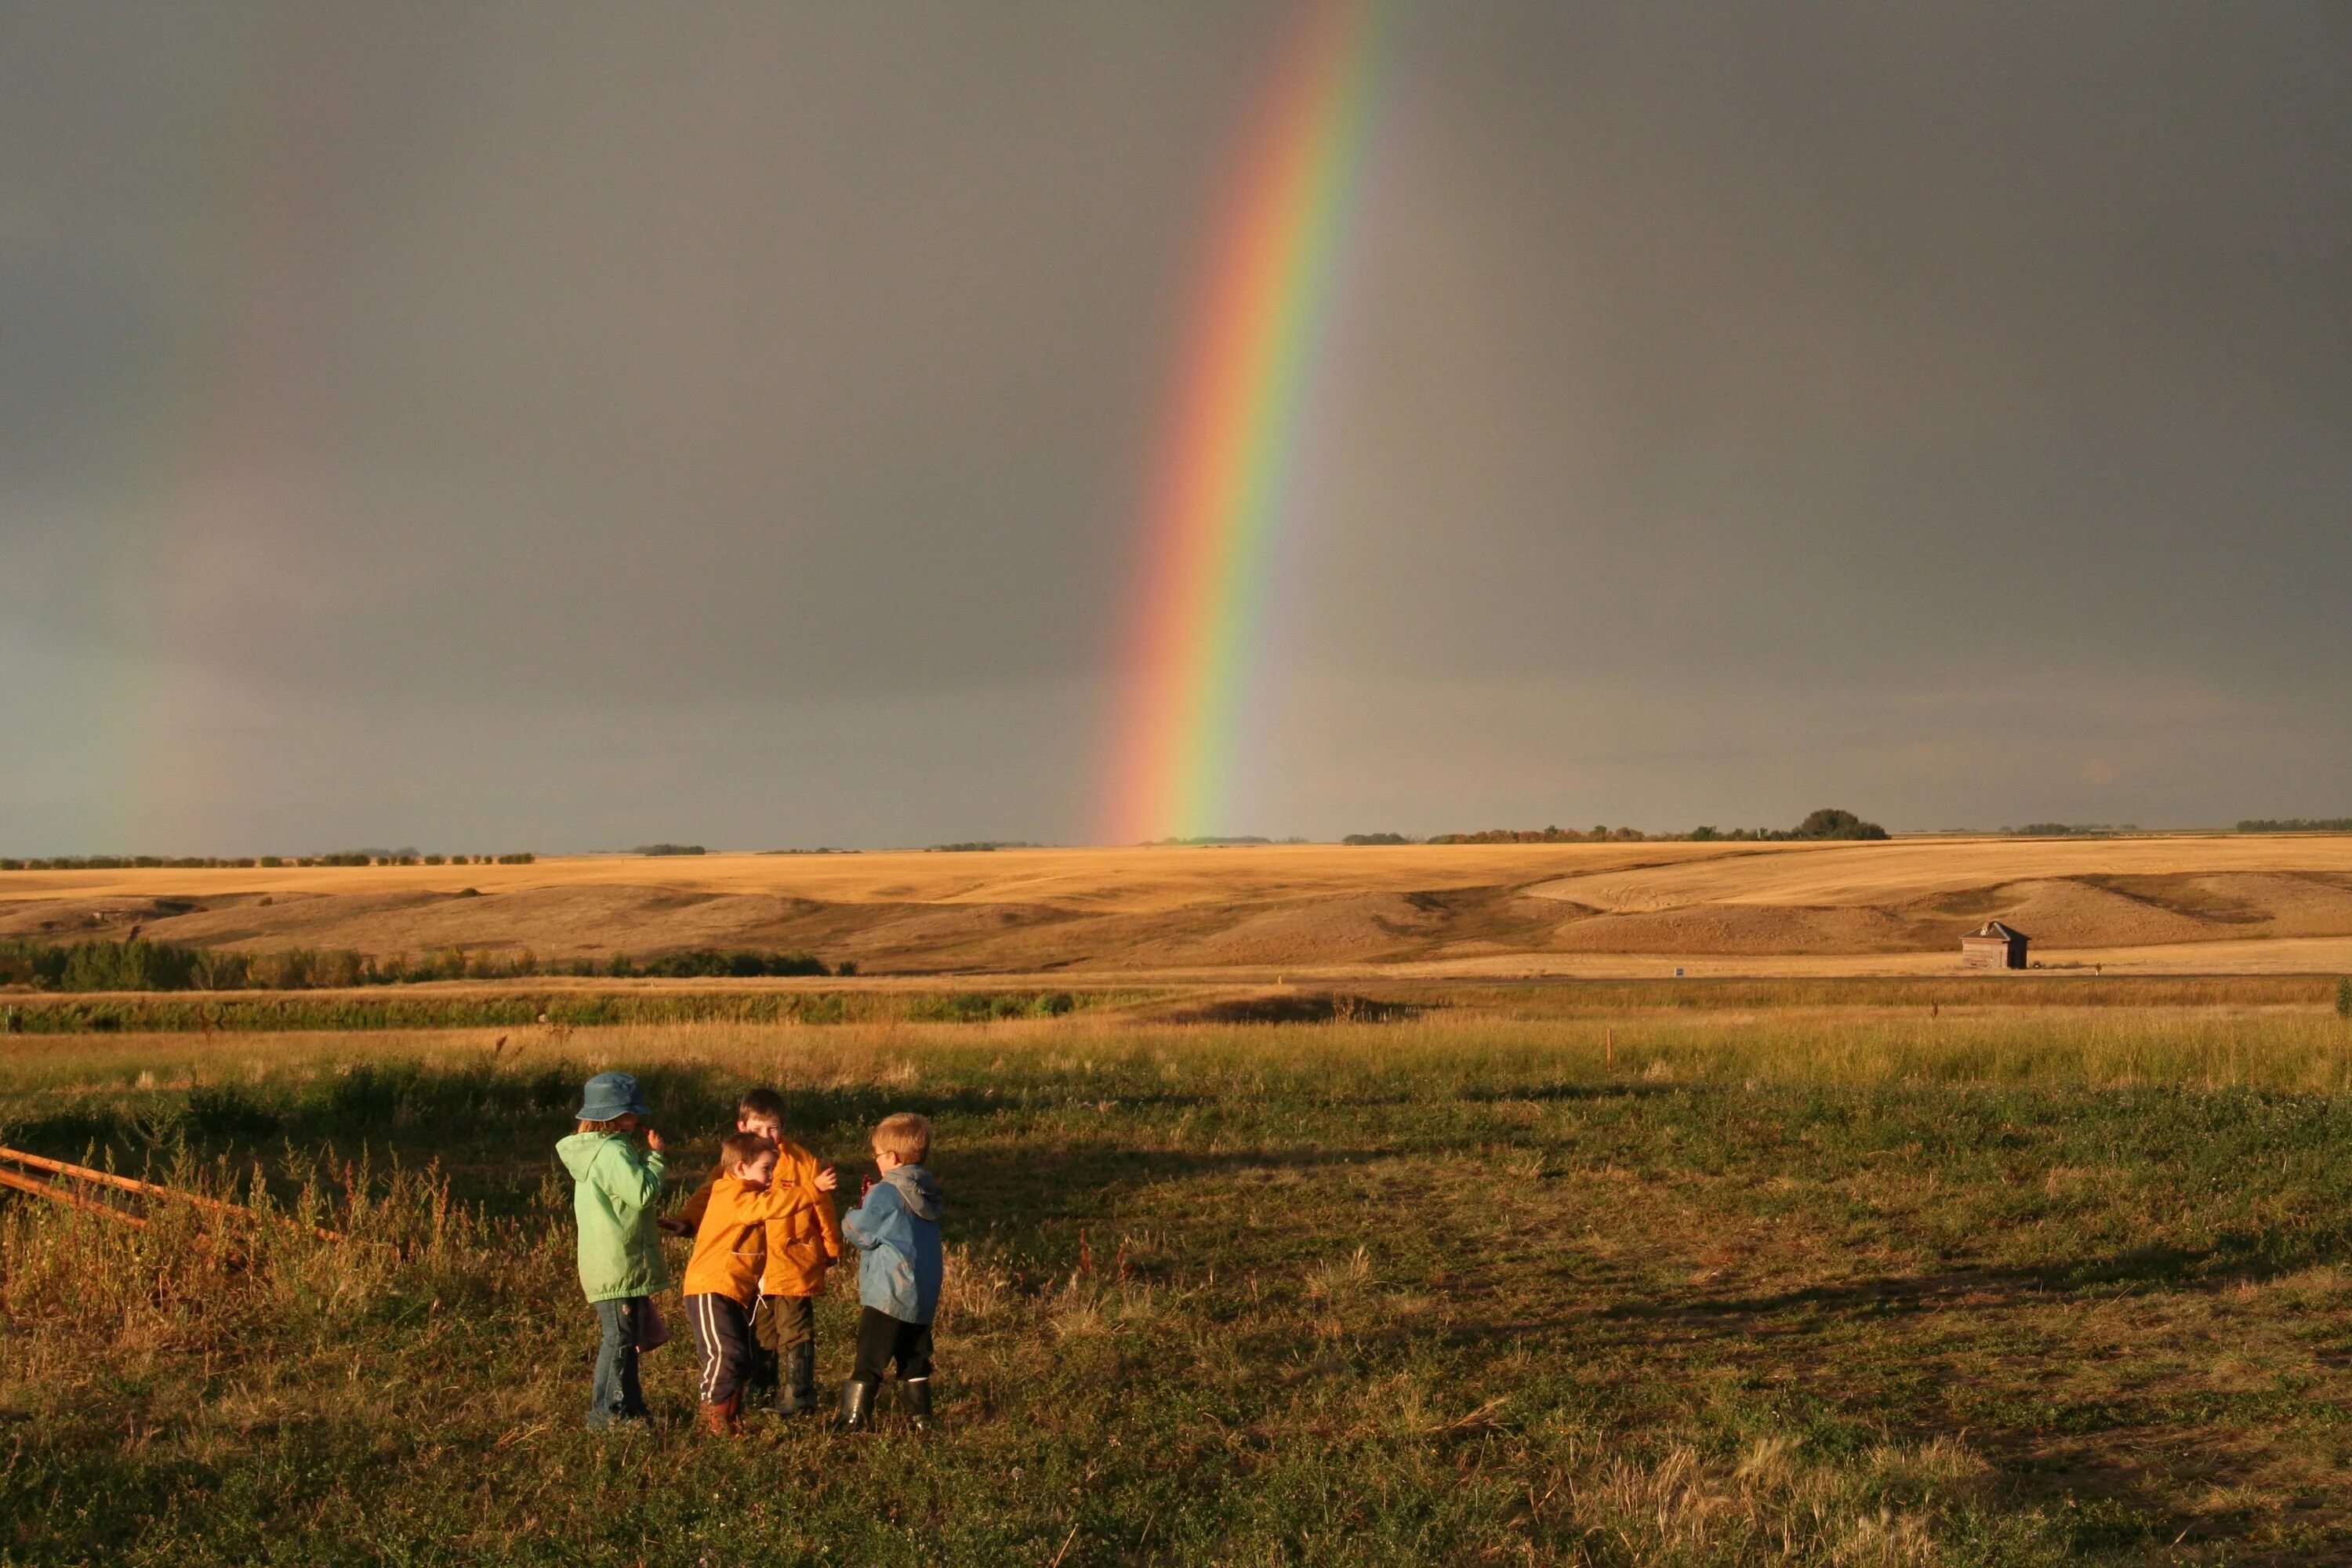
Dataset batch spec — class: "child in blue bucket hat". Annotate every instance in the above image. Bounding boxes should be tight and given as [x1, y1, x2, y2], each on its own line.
[557, 1071, 670, 1428]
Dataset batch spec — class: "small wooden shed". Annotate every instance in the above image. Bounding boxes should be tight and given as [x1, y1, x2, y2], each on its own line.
[1960, 920, 2030, 970]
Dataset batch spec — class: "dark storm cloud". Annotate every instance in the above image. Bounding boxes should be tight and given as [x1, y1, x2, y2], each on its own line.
[3, 2, 2347, 849]
[1311, 4, 2352, 684]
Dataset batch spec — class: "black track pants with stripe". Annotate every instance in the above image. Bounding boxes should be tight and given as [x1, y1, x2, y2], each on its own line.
[687, 1292, 754, 1407]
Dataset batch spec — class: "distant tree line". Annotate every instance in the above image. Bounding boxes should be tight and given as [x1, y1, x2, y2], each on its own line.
[0, 938, 843, 993]
[1425, 826, 1653, 844]
[2238, 818, 2352, 833]
[0, 851, 536, 871]
[926, 841, 1045, 853]
[1356, 808, 1889, 845]
[1999, 823, 2138, 837]
[1142, 837, 1275, 847]
[635, 844, 706, 856]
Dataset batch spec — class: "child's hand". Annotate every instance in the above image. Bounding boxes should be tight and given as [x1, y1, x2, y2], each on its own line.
[814, 1165, 840, 1192]
[643, 1126, 666, 1152]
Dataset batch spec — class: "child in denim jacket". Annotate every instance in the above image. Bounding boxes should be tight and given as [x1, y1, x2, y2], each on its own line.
[836, 1112, 943, 1430]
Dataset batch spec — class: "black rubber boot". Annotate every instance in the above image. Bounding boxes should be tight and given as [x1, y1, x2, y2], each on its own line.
[745, 1345, 779, 1412]
[901, 1376, 934, 1432]
[833, 1377, 877, 1433]
[779, 1342, 818, 1417]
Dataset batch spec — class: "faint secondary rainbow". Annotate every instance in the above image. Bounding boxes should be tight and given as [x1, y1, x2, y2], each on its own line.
[85, 13, 343, 852]
[1102, 0, 1393, 844]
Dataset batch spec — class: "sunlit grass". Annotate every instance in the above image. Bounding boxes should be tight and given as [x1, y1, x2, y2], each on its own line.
[5, 1004, 2352, 1563]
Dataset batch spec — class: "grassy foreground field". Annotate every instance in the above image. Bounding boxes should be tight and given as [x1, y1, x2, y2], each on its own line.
[6, 1000, 2352, 1565]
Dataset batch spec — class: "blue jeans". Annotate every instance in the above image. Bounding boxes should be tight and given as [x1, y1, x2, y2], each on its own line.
[588, 1298, 650, 1428]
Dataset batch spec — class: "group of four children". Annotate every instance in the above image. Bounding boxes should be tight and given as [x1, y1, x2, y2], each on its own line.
[556, 1071, 942, 1433]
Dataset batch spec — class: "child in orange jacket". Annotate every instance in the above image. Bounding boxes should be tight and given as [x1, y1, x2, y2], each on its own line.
[663, 1087, 842, 1415]
[681, 1131, 820, 1435]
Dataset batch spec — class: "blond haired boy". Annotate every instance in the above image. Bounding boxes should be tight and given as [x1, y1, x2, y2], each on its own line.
[836, 1112, 944, 1431]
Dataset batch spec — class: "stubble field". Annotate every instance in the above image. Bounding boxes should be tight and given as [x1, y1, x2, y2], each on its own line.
[6, 984, 2352, 1565]
[13, 836, 2352, 978]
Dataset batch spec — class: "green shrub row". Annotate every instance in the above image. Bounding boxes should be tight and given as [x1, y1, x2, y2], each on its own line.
[0, 851, 535, 870]
[0, 987, 1101, 1034]
[1416, 808, 1890, 844]
[0, 939, 841, 993]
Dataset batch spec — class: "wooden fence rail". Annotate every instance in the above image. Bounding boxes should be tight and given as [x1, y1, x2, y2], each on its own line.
[0, 1144, 343, 1240]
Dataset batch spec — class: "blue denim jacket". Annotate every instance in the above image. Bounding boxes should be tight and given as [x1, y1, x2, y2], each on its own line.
[842, 1164, 943, 1323]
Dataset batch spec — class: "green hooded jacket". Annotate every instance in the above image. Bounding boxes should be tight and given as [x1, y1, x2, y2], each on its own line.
[557, 1132, 669, 1302]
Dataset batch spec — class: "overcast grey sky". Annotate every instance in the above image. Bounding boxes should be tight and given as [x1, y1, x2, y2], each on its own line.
[4, 2, 2347, 851]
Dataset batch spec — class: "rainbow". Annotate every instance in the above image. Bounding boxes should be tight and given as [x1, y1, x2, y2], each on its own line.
[1102, 0, 1393, 844]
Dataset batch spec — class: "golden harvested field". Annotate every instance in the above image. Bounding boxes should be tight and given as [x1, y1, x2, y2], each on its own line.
[10, 837, 2352, 978]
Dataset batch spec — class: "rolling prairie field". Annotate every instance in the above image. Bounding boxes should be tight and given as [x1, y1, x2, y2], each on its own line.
[13, 837, 2352, 980]
[7, 988, 2352, 1565]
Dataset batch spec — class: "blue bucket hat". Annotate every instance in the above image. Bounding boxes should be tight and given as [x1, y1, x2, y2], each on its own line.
[577, 1071, 651, 1123]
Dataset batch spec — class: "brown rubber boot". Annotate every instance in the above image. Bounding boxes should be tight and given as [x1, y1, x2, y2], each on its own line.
[701, 1397, 743, 1437]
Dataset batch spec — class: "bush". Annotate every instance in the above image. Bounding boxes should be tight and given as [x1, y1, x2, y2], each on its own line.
[630, 949, 829, 979]
[1791, 808, 1889, 841]
[13, 938, 206, 992]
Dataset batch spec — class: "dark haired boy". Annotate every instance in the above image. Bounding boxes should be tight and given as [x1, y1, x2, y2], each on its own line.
[681, 1131, 819, 1435]
[663, 1087, 841, 1414]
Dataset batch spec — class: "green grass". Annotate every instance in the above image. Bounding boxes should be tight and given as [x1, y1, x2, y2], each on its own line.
[6, 1006, 2352, 1564]
[0, 986, 1122, 1035]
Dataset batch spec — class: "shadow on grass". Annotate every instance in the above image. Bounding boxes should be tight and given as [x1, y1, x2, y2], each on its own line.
[1459, 1082, 1682, 1104]
[1606, 1219, 2352, 1329]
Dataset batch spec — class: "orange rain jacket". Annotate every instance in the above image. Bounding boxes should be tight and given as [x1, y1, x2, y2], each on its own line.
[674, 1136, 844, 1299]
[681, 1174, 819, 1307]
